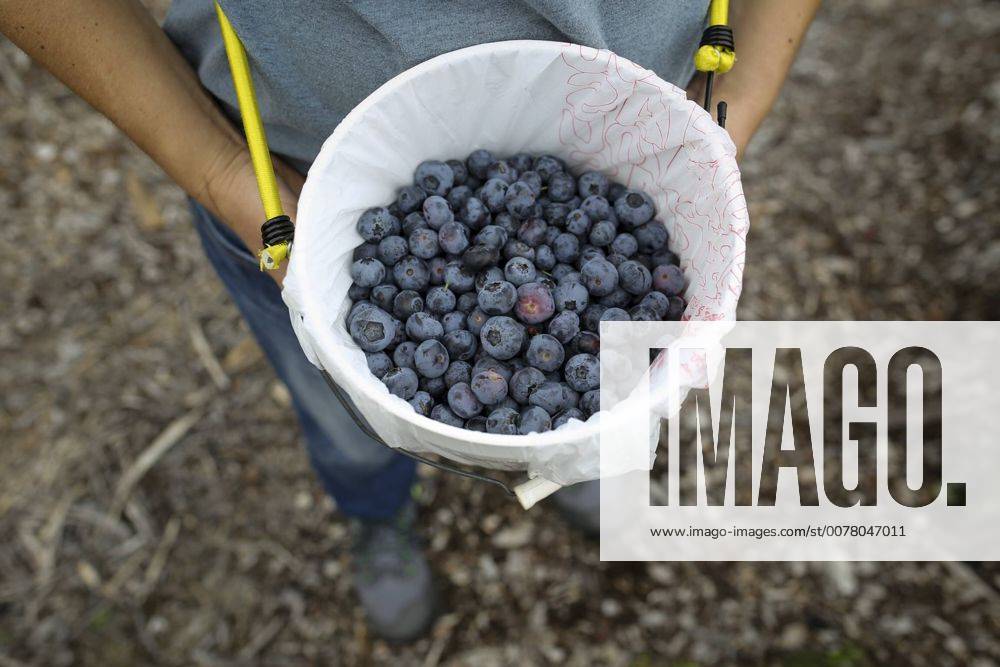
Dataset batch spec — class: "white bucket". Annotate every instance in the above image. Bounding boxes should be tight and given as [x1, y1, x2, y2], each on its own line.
[283, 40, 748, 505]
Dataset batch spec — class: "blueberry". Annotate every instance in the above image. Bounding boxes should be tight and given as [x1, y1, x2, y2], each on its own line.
[651, 248, 680, 268]
[405, 312, 443, 341]
[474, 225, 508, 250]
[348, 283, 370, 301]
[357, 207, 400, 243]
[442, 329, 477, 361]
[509, 153, 534, 173]
[461, 243, 501, 271]
[553, 407, 586, 429]
[393, 256, 430, 291]
[580, 257, 619, 297]
[479, 316, 525, 360]
[443, 261, 476, 293]
[479, 178, 509, 213]
[614, 190, 655, 227]
[472, 356, 513, 382]
[477, 280, 517, 315]
[444, 360, 472, 387]
[652, 264, 685, 296]
[486, 160, 517, 185]
[465, 416, 488, 432]
[350, 257, 386, 288]
[639, 292, 669, 319]
[504, 256, 537, 286]
[382, 366, 419, 399]
[588, 220, 616, 247]
[527, 381, 567, 414]
[553, 280, 589, 314]
[634, 222, 668, 254]
[354, 243, 379, 261]
[565, 353, 600, 392]
[407, 227, 439, 260]
[414, 339, 450, 379]
[505, 181, 537, 218]
[456, 292, 478, 314]
[486, 407, 520, 435]
[601, 306, 631, 322]
[552, 232, 580, 264]
[467, 308, 489, 335]
[466, 149, 495, 180]
[397, 185, 426, 214]
[610, 233, 638, 257]
[519, 406, 552, 434]
[509, 367, 546, 404]
[409, 390, 434, 416]
[581, 304, 608, 332]
[516, 218, 548, 247]
[578, 245, 605, 267]
[392, 289, 424, 319]
[428, 256, 448, 285]
[547, 172, 577, 202]
[496, 397, 521, 412]
[667, 295, 686, 320]
[414, 160, 454, 197]
[370, 284, 398, 312]
[377, 235, 408, 266]
[350, 306, 397, 352]
[574, 331, 601, 355]
[393, 340, 417, 369]
[543, 201, 572, 226]
[471, 369, 509, 405]
[533, 155, 564, 181]
[544, 225, 562, 246]
[514, 282, 556, 324]
[517, 170, 543, 197]
[447, 185, 473, 210]
[547, 311, 580, 343]
[526, 334, 565, 372]
[551, 263, 576, 281]
[598, 286, 631, 309]
[366, 352, 392, 377]
[577, 171, 610, 198]
[628, 305, 658, 321]
[431, 404, 465, 427]
[405, 211, 433, 237]
[421, 195, 454, 230]
[580, 389, 600, 417]
[459, 197, 489, 228]
[616, 260, 652, 295]
[426, 286, 457, 315]
[421, 375, 447, 399]
[503, 239, 535, 262]
[446, 159, 468, 185]
[442, 311, 467, 333]
[447, 382, 483, 418]
[535, 244, 556, 271]
[565, 209, 591, 237]
[493, 211, 521, 237]
[605, 252, 627, 268]
[580, 195, 612, 221]
[475, 266, 505, 291]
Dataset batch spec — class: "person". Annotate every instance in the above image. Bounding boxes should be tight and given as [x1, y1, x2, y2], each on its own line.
[0, 0, 819, 642]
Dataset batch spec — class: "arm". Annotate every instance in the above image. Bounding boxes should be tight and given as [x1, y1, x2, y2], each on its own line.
[687, 0, 821, 157]
[0, 0, 301, 280]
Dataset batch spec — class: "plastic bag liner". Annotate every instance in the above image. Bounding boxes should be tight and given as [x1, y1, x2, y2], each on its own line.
[283, 40, 748, 494]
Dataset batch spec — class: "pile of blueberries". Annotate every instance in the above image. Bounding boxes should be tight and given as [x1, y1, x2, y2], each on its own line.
[346, 150, 686, 435]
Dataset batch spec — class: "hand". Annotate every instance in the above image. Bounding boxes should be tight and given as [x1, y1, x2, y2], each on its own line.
[198, 144, 305, 285]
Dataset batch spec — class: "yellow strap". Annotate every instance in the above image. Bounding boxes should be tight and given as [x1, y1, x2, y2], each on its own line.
[695, 0, 736, 75]
[709, 0, 729, 27]
[214, 2, 283, 221]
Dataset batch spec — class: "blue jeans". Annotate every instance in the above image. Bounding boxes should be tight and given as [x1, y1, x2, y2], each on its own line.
[190, 201, 416, 520]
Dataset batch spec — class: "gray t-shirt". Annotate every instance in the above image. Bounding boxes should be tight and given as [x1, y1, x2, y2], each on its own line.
[164, 1, 709, 172]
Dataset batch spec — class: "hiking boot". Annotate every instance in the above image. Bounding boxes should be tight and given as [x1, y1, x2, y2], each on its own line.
[349, 503, 436, 642]
[551, 479, 600, 537]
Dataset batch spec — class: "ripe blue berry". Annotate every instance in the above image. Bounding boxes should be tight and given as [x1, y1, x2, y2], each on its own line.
[357, 207, 400, 243]
[474, 225, 508, 250]
[547, 172, 576, 202]
[652, 264, 685, 296]
[479, 178, 509, 213]
[516, 218, 548, 247]
[509, 367, 546, 404]
[351, 257, 386, 287]
[601, 307, 631, 322]
[553, 407, 586, 429]
[405, 312, 443, 341]
[577, 171, 610, 198]
[479, 316, 525, 360]
[617, 260, 653, 295]
[580, 390, 600, 417]
[444, 360, 472, 387]
[504, 256, 537, 286]
[471, 369, 509, 405]
[466, 149, 495, 180]
[547, 310, 580, 343]
[535, 244, 556, 271]
[610, 233, 638, 257]
[408, 228, 439, 259]
[486, 407, 520, 435]
[527, 381, 567, 414]
[421, 195, 454, 230]
[393, 341, 417, 369]
[580, 257, 619, 297]
[564, 353, 600, 392]
[441, 311, 466, 333]
[414, 339, 450, 378]
[431, 404, 465, 427]
[519, 406, 552, 434]
[447, 382, 483, 418]
[366, 352, 392, 377]
[526, 334, 565, 372]
[467, 308, 489, 335]
[514, 282, 555, 324]
[350, 306, 397, 352]
[580, 195, 612, 222]
[442, 329, 477, 361]
[397, 185, 426, 214]
[639, 292, 669, 319]
[437, 221, 469, 255]
[370, 284, 398, 312]
[478, 280, 517, 315]
[392, 289, 424, 319]
[424, 286, 456, 315]
[552, 232, 580, 264]
[505, 181, 537, 218]
[588, 220, 616, 246]
[565, 209, 591, 237]
[614, 191, 655, 226]
[553, 280, 589, 314]
[443, 261, 476, 293]
[476, 266, 505, 291]
[634, 221, 669, 253]
[382, 366, 419, 399]
[393, 256, 430, 291]
[414, 160, 454, 197]
[408, 390, 434, 417]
